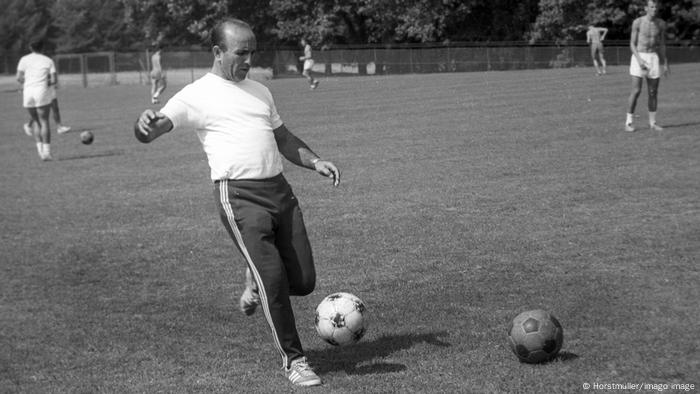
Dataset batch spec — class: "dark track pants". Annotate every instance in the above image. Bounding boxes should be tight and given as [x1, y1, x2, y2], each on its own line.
[214, 174, 316, 369]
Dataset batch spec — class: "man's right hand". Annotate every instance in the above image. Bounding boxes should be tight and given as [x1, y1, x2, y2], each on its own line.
[134, 109, 171, 143]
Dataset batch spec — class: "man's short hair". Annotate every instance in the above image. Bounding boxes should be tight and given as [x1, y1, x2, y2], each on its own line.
[210, 18, 252, 51]
[29, 40, 44, 52]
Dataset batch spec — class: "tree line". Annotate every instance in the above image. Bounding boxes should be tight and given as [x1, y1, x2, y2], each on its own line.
[1, 0, 699, 55]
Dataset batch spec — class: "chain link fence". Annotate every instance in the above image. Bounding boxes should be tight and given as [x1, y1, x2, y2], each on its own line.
[2, 42, 699, 88]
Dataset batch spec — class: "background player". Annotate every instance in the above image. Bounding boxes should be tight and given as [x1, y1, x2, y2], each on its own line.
[586, 25, 608, 75]
[625, 0, 669, 132]
[299, 38, 319, 90]
[25, 81, 71, 136]
[150, 43, 167, 104]
[16, 40, 58, 161]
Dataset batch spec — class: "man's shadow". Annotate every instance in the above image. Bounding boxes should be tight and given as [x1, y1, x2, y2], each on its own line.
[306, 331, 450, 375]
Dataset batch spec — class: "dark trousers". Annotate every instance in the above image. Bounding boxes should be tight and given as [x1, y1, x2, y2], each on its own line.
[214, 174, 316, 369]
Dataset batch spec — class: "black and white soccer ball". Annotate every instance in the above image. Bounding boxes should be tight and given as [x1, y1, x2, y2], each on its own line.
[507, 309, 563, 363]
[315, 292, 367, 346]
[80, 130, 94, 145]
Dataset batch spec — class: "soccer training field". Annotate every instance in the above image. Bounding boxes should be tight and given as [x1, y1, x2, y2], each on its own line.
[1, 64, 698, 393]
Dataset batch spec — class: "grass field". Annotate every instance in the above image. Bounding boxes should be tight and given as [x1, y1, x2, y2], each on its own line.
[1, 64, 699, 393]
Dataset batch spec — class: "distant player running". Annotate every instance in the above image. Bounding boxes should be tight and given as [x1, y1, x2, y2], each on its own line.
[586, 25, 608, 76]
[150, 44, 167, 104]
[16, 40, 59, 161]
[625, 0, 669, 132]
[299, 38, 319, 90]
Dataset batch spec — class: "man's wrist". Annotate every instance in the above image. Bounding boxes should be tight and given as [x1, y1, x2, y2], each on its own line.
[310, 157, 321, 166]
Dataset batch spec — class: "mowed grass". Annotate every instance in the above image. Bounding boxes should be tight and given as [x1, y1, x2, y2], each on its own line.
[1, 64, 699, 393]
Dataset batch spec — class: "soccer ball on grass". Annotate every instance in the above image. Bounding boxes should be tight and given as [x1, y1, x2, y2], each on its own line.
[507, 309, 563, 363]
[315, 292, 367, 346]
[80, 130, 94, 145]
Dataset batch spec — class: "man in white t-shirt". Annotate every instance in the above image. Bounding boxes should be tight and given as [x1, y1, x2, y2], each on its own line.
[16, 40, 58, 160]
[299, 38, 319, 90]
[134, 18, 339, 388]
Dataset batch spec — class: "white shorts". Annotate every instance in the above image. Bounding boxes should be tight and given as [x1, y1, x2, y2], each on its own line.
[23, 85, 53, 108]
[630, 53, 660, 79]
[303, 59, 314, 71]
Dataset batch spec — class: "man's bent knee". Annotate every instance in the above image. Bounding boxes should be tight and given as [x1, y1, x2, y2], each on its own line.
[292, 276, 315, 296]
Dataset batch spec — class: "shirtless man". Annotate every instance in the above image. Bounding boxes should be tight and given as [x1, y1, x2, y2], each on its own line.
[625, 0, 669, 132]
[586, 25, 608, 75]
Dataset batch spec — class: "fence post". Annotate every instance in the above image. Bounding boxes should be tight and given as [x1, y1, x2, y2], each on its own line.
[81, 54, 88, 88]
[446, 45, 450, 72]
[109, 52, 116, 85]
[486, 47, 491, 71]
[373, 48, 377, 75]
[191, 52, 195, 83]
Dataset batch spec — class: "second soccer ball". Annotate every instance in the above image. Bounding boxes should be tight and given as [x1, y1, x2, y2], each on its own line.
[80, 130, 94, 145]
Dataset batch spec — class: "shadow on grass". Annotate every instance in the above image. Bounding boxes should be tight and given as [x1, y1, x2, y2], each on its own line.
[527, 351, 579, 365]
[57, 150, 124, 161]
[554, 351, 579, 362]
[307, 331, 451, 375]
[661, 121, 700, 129]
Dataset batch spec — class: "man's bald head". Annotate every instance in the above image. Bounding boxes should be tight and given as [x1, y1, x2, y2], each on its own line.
[210, 18, 254, 51]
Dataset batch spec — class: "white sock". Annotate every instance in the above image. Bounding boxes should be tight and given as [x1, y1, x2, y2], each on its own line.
[649, 112, 657, 125]
[43, 143, 51, 156]
[36, 142, 43, 155]
[626, 113, 634, 125]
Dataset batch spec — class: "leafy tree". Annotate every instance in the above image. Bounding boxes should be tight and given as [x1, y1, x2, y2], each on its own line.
[0, 0, 56, 53]
[51, 0, 142, 52]
[665, 0, 700, 42]
[120, 0, 276, 48]
[528, 0, 589, 43]
[530, 0, 700, 43]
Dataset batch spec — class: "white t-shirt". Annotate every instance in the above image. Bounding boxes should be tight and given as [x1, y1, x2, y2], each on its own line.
[17, 53, 56, 107]
[17, 53, 55, 89]
[160, 73, 284, 181]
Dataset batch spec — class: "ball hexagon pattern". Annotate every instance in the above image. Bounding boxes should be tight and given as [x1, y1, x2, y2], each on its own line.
[507, 309, 563, 363]
[315, 292, 367, 346]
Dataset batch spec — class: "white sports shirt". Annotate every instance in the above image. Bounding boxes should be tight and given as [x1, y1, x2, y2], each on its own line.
[17, 53, 56, 108]
[160, 73, 284, 181]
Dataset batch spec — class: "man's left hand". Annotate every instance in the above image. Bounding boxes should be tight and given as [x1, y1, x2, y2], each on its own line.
[313, 160, 340, 187]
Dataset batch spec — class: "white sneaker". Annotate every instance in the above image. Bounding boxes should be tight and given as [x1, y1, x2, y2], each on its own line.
[624, 123, 635, 132]
[286, 357, 322, 387]
[649, 123, 664, 131]
[57, 125, 71, 134]
[23, 123, 33, 136]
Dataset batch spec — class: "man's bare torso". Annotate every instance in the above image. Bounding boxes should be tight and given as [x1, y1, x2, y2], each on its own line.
[587, 28, 603, 44]
[633, 17, 665, 53]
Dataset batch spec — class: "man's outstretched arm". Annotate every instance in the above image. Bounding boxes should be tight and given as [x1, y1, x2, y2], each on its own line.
[134, 109, 173, 143]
